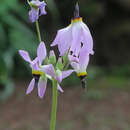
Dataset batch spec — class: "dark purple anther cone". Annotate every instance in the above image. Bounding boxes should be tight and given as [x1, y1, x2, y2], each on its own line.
[74, 2, 80, 18]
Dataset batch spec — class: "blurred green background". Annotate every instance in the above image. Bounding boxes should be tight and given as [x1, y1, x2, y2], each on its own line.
[0, 0, 130, 130]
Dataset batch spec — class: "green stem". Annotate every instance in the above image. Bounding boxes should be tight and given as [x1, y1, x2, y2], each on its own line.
[50, 79, 58, 130]
[35, 20, 42, 42]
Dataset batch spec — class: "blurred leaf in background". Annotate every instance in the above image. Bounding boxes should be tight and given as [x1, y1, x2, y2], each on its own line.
[0, 0, 38, 101]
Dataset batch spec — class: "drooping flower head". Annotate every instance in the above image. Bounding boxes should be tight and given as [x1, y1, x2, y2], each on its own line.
[28, 0, 47, 23]
[69, 47, 90, 88]
[51, 3, 94, 57]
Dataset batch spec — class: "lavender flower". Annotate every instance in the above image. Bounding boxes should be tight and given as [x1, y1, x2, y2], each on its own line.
[28, 0, 47, 23]
[19, 42, 47, 98]
[69, 47, 90, 88]
[51, 4, 94, 57]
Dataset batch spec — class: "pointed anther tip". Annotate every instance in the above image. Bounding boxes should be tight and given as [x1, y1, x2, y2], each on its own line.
[74, 2, 80, 18]
[75, 2, 79, 10]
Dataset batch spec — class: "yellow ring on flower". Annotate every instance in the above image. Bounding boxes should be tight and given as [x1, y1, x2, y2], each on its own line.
[71, 17, 82, 23]
[77, 72, 87, 77]
[32, 70, 43, 76]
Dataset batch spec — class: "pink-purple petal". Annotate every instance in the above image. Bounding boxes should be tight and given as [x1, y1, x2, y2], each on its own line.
[39, 2, 47, 15]
[79, 47, 90, 70]
[31, 57, 39, 65]
[51, 26, 72, 56]
[19, 50, 31, 63]
[70, 24, 82, 56]
[26, 78, 35, 94]
[37, 41, 47, 65]
[41, 64, 56, 78]
[70, 62, 79, 72]
[68, 54, 79, 63]
[81, 25, 94, 55]
[29, 8, 39, 23]
[38, 78, 47, 98]
[56, 74, 62, 83]
[30, 62, 39, 70]
[57, 84, 64, 93]
[30, 57, 39, 70]
[62, 70, 74, 79]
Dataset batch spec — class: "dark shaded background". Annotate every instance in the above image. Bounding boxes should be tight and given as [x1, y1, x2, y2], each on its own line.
[0, 0, 130, 129]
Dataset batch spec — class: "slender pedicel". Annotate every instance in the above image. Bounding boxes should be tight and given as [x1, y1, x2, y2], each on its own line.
[36, 20, 42, 42]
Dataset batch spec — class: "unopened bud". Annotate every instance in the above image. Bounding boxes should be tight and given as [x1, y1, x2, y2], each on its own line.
[49, 50, 56, 65]
[56, 57, 64, 70]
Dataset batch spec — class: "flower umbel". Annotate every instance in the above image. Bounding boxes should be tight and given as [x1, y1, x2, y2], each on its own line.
[19, 42, 63, 98]
[51, 3, 94, 57]
[18, 1, 94, 130]
[19, 42, 73, 98]
[28, 0, 47, 23]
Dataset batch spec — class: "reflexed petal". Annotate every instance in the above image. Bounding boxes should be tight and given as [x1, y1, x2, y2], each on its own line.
[29, 8, 39, 23]
[68, 54, 79, 63]
[62, 70, 74, 79]
[26, 78, 35, 94]
[38, 77, 47, 98]
[39, 2, 47, 15]
[37, 41, 47, 65]
[70, 62, 79, 72]
[81, 23, 94, 55]
[79, 47, 89, 71]
[30, 62, 39, 70]
[70, 23, 82, 56]
[58, 42, 70, 56]
[57, 84, 64, 93]
[51, 30, 60, 46]
[19, 50, 31, 63]
[31, 57, 39, 65]
[51, 26, 72, 56]
[56, 73, 62, 83]
[81, 22, 90, 32]
[41, 64, 55, 78]
[30, 57, 39, 70]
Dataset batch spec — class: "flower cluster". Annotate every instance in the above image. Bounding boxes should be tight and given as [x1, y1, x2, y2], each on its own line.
[19, 42, 74, 98]
[19, 1, 94, 98]
[28, 0, 47, 23]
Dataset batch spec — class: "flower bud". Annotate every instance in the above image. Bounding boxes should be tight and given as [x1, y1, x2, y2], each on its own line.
[43, 57, 49, 65]
[56, 57, 64, 70]
[48, 50, 56, 65]
[63, 53, 69, 66]
[29, 1, 38, 9]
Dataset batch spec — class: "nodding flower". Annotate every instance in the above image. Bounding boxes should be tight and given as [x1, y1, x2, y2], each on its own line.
[51, 3, 94, 57]
[69, 47, 90, 88]
[28, 0, 47, 23]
